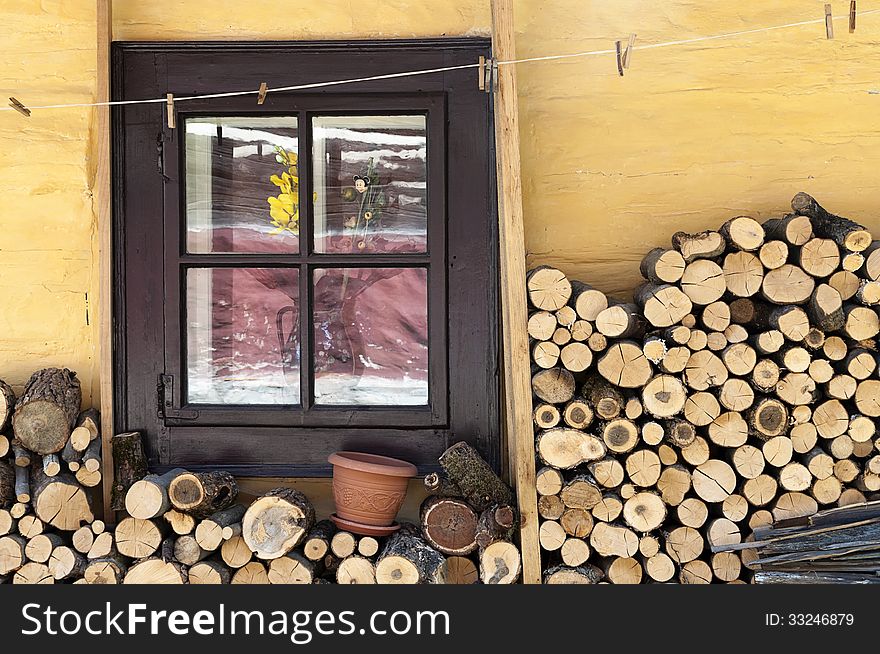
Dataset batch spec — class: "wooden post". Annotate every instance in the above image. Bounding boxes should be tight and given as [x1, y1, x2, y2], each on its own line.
[491, 0, 541, 584]
[96, 0, 115, 522]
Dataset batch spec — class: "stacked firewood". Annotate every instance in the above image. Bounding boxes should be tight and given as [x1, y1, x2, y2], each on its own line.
[0, 378, 520, 584]
[531, 193, 880, 584]
[715, 499, 880, 584]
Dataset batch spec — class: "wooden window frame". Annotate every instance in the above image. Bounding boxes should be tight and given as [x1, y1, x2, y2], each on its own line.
[111, 39, 500, 476]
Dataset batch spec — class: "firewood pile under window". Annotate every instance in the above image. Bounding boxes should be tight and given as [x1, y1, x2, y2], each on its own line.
[529, 193, 880, 584]
[0, 370, 520, 584]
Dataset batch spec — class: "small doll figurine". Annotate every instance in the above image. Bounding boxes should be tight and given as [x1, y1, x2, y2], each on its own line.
[353, 175, 370, 194]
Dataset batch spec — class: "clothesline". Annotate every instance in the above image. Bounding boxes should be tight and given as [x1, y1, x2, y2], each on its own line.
[3, 7, 880, 114]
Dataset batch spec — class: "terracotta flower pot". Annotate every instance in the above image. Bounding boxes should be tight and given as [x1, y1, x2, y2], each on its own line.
[328, 451, 417, 534]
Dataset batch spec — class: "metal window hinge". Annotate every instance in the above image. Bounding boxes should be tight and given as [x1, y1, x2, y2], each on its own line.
[158, 374, 199, 420]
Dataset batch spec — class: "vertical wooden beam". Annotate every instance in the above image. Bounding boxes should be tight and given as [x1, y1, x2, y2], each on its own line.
[96, 0, 115, 522]
[491, 0, 541, 584]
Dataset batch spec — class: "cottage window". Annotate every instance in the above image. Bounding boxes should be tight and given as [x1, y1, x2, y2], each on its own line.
[113, 40, 499, 474]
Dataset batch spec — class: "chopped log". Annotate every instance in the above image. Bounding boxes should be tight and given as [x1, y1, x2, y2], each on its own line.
[32, 470, 92, 531]
[559, 342, 593, 372]
[681, 436, 711, 466]
[570, 320, 593, 341]
[732, 444, 765, 479]
[775, 372, 816, 406]
[531, 340, 560, 369]
[527, 311, 557, 340]
[12, 368, 81, 455]
[124, 558, 187, 584]
[569, 281, 608, 321]
[754, 331, 785, 355]
[683, 350, 728, 391]
[75, 467, 101, 488]
[125, 468, 188, 520]
[622, 492, 667, 532]
[656, 465, 691, 506]
[587, 459, 625, 489]
[681, 259, 726, 305]
[844, 349, 877, 380]
[81, 437, 101, 473]
[0, 535, 26, 574]
[684, 391, 721, 425]
[539, 520, 566, 551]
[772, 491, 819, 521]
[560, 537, 591, 567]
[827, 374, 857, 401]
[596, 302, 644, 338]
[562, 399, 593, 429]
[664, 526, 704, 563]
[722, 494, 749, 522]
[376, 532, 447, 584]
[762, 436, 794, 468]
[805, 449, 835, 480]
[47, 546, 86, 581]
[24, 532, 63, 564]
[242, 488, 315, 560]
[420, 496, 477, 555]
[439, 441, 512, 512]
[527, 266, 572, 310]
[718, 379, 754, 413]
[13, 562, 53, 584]
[642, 336, 668, 364]
[722, 342, 757, 376]
[811, 476, 843, 504]
[555, 305, 577, 328]
[0, 462, 13, 506]
[748, 397, 788, 440]
[838, 488, 866, 506]
[605, 556, 643, 584]
[41, 454, 61, 477]
[115, 517, 165, 559]
[164, 509, 196, 536]
[724, 323, 749, 343]
[641, 375, 687, 418]
[799, 238, 840, 277]
[173, 534, 210, 566]
[808, 359, 834, 384]
[268, 551, 314, 584]
[759, 240, 789, 269]
[829, 270, 861, 301]
[168, 470, 238, 518]
[189, 560, 232, 585]
[531, 367, 576, 404]
[357, 536, 380, 558]
[723, 252, 764, 298]
[856, 280, 880, 305]
[536, 428, 606, 469]
[721, 216, 765, 251]
[0, 509, 12, 537]
[82, 556, 127, 584]
[761, 264, 815, 305]
[597, 341, 653, 388]
[560, 508, 594, 538]
[602, 418, 640, 453]
[708, 412, 749, 448]
[813, 399, 849, 438]
[231, 561, 270, 584]
[590, 522, 639, 558]
[71, 526, 93, 554]
[834, 459, 860, 484]
[302, 520, 336, 561]
[221, 536, 253, 569]
[533, 403, 561, 429]
[535, 467, 564, 496]
[791, 192, 871, 252]
[195, 504, 246, 552]
[743, 474, 779, 507]
[641, 247, 687, 284]
[582, 376, 624, 419]
[445, 556, 479, 584]
[635, 283, 692, 328]
[537, 496, 560, 521]
[543, 564, 603, 584]
[592, 495, 624, 523]
[764, 214, 813, 246]
[625, 449, 662, 487]
[854, 379, 880, 416]
[110, 431, 148, 512]
[644, 552, 676, 582]
[639, 535, 661, 557]
[707, 517, 741, 548]
[69, 409, 99, 451]
[769, 306, 810, 341]
[692, 460, 737, 503]
[844, 305, 880, 340]
[687, 328, 708, 351]
[641, 421, 665, 446]
[672, 230, 726, 262]
[658, 345, 691, 374]
[779, 462, 812, 492]
[658, 444, 678, 466]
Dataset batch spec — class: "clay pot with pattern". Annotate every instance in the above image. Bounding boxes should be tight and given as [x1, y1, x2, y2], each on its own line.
[328, 451, 417, 536]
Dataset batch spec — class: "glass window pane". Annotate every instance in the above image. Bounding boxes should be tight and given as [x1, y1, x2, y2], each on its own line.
[187, 268, 299, 404]
[313, 268, 428, 405]
[312, 115, 427, 254]
[185, 117, 300, 253]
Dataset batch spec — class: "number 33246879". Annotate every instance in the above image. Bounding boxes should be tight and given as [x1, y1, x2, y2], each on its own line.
[765, 613, 854, 626]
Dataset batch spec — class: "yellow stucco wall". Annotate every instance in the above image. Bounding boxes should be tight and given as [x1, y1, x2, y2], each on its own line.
[2, 0, 880, 400]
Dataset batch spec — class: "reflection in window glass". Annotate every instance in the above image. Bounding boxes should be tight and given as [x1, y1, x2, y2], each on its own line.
[185, 117, 300, 253]
[187, 268, 299, 404]
[312, 115, 427, 254]
[313, 268, 428, 405]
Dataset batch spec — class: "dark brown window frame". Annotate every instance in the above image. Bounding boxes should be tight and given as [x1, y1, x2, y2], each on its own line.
[112, 39, 500, 476]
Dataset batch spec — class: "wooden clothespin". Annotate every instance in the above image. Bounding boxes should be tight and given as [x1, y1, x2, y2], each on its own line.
[257, 82, 268, 105]
[825, 4, 834, 39]
[166, 93, 175, 129]
[8, 97, 31, 117]
[478, 56, 496, 93]
[615, 40, 624, 76]
[850, 1, 857, 33]
[622, 34, 637, 70]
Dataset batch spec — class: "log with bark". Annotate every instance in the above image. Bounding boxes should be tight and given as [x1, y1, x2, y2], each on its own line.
[12, 369, 81, 455]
